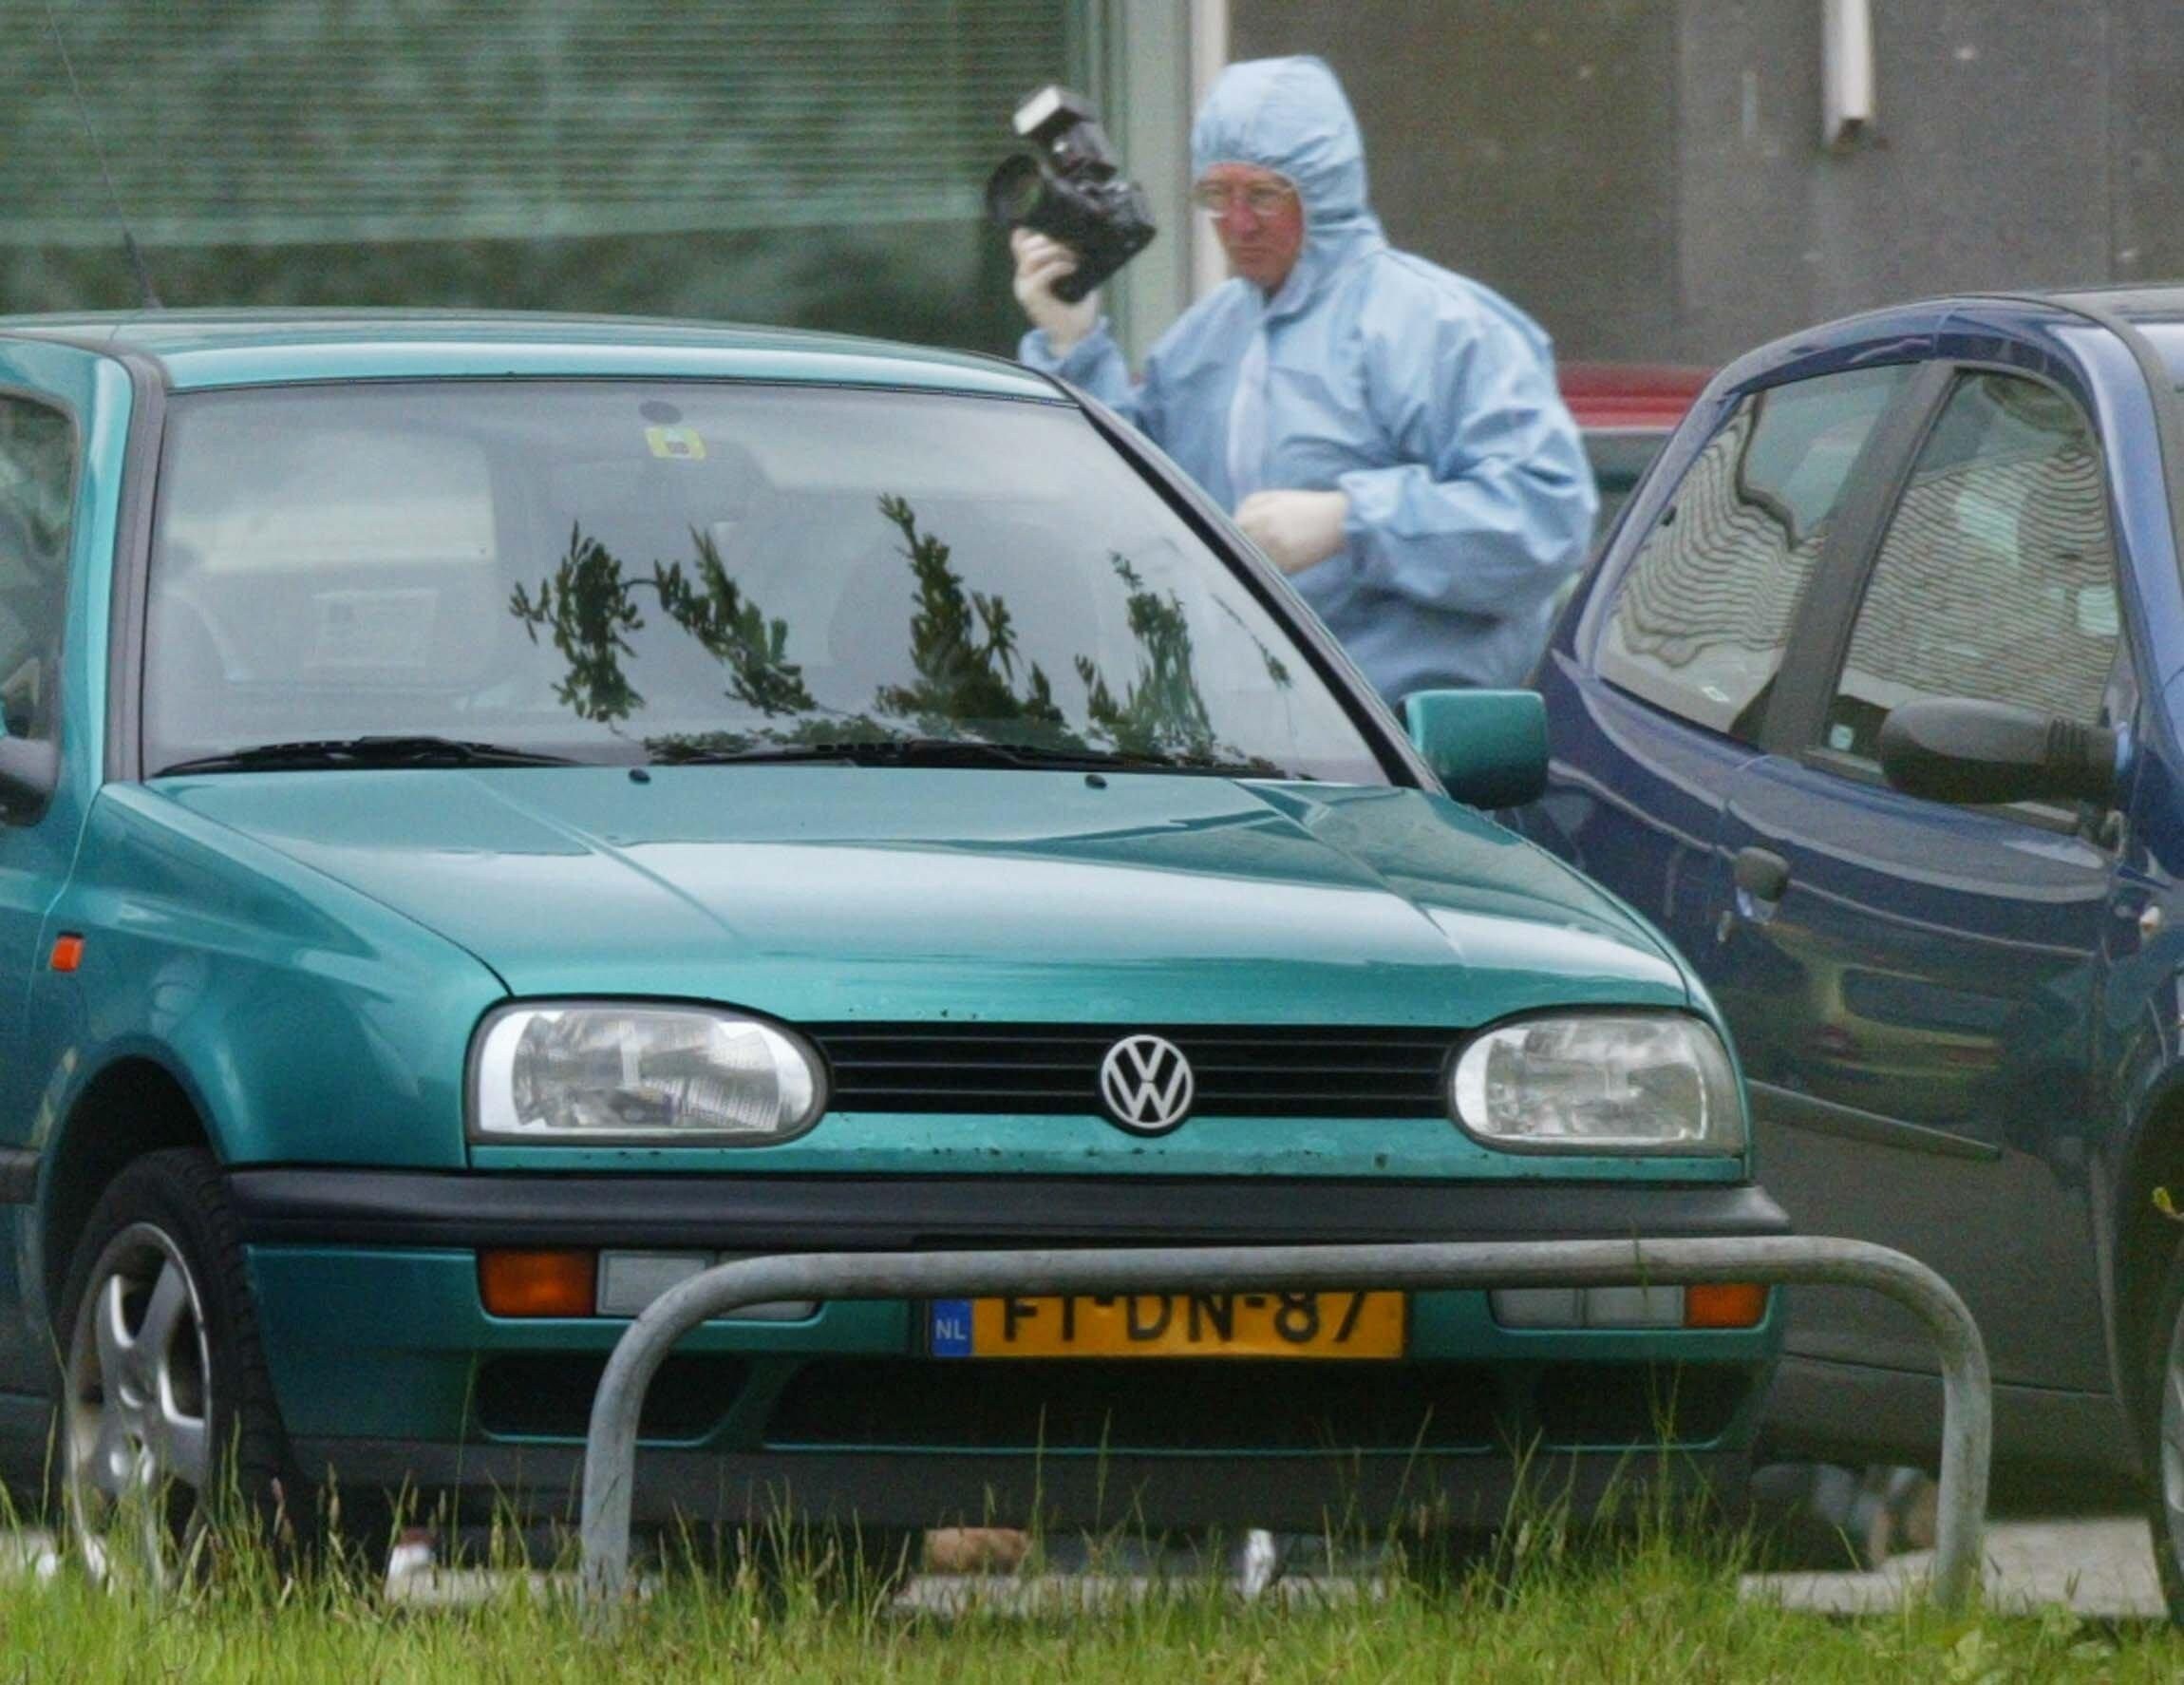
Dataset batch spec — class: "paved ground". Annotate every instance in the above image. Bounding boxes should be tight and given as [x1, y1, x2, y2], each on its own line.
[1747, 1517, 2164, 1619]
[890, 1519, 2170, 1620]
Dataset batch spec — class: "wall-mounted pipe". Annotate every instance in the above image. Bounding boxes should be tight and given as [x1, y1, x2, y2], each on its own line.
[1822, 0, 1877, 150]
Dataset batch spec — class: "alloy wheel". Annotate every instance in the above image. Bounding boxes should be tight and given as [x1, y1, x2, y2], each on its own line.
[63, 1221, 215, 1585]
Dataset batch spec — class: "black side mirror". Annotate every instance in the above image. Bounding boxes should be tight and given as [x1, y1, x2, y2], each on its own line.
[1877, 697, 2118, 807]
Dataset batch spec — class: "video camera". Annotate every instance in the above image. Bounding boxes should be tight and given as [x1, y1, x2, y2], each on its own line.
[985, 86, 1157, 303]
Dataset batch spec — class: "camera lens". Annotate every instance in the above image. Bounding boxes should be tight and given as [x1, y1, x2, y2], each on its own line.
[983, 153, 1047, 228]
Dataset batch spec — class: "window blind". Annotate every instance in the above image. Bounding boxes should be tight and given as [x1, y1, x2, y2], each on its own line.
[6, 0, 1070, 246]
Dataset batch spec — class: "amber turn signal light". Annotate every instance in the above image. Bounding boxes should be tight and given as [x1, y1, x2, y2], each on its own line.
[479, 1249, 596, 1317]
[48, 934, 84, 973]
[1684, 1282, 1768, 1329]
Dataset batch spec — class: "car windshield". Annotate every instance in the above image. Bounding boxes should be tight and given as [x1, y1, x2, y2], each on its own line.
[141, 381, 1389, 784]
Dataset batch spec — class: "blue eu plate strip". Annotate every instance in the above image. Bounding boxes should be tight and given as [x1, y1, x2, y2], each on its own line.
[930, 1298, 973, 1356]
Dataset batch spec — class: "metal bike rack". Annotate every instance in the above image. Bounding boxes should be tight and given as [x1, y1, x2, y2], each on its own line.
[578, 1237, 1990, 1619]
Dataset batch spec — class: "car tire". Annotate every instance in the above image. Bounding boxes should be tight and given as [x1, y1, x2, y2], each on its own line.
[52, 1147, 296, 1583]
[2145, 1240, 2184, 1620]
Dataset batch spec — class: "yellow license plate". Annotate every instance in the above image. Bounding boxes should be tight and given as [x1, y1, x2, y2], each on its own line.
[929, 1292, 1405, 1359]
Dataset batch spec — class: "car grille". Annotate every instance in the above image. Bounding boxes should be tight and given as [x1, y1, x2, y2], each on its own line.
[806, 1024, 1456, 1118]
[474, 1354, 747, 1442]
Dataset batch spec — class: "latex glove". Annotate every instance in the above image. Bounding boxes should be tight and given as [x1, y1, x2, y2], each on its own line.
[1011, 228, 1099, 354]
[1235, 489, 1350, 575]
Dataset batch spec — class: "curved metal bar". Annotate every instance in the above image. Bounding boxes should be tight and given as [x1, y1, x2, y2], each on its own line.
[579, 1237, 1989, 1619]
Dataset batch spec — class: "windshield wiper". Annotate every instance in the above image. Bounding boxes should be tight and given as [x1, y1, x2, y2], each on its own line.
[155, 736, 584, 776]
[650, 735, 1284, 777]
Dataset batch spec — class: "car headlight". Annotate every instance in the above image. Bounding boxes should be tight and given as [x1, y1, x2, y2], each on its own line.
[1449, 1013, 1744, 1154]
[469, 1003, 826, 1144]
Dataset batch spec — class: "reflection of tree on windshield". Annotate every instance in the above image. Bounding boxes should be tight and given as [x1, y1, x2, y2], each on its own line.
[511, 496, 1284, 772]
[1077, 557, 1216, 761]
[508, 525, 646, 725]
[869, 493, 1077, 748]
[653, 531, 816, 716]
[510, 522, 814, 727]
[1214, 595, 1294, 690]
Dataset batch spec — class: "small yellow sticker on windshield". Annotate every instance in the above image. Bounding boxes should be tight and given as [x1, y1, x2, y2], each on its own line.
[645, 426, 706, 462]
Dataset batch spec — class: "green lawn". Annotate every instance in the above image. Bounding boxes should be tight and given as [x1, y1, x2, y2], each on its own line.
[3, 1522, 2182, 1684]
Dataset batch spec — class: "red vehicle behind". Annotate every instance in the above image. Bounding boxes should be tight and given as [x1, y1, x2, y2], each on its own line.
[1558, 361, 1710, 545]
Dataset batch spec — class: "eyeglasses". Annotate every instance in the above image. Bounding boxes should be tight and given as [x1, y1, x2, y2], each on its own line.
[1190, 181, 1296, 218]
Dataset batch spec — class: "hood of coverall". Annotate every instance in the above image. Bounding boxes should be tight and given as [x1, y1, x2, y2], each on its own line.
[1189, 55, 1380, 300]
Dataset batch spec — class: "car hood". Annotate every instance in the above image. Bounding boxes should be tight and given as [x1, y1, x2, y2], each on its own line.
[155, 767, 1688, 1025]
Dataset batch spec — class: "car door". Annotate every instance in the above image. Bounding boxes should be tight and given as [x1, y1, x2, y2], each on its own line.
[0, 340, 124, 1390]
[1522, 361, 1917, 987]
[1711, 365, 2122, 1393]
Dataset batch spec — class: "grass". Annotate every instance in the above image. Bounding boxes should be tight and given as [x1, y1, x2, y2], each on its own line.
[2, 1498, 2183, 1682]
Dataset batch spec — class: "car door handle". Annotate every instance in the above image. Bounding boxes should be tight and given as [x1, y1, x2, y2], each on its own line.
[1732, 846, 1791, 904]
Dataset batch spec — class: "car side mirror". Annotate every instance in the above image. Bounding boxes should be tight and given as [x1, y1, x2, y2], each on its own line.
[0, 733, 56, 817]
[1403, 689, 1549, 807]
[1877, 697, 2119, 807]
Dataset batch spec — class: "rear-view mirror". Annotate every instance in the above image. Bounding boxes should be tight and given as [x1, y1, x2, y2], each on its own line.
[1403, 689, 1549, 808]
[1877, 696, 2119, 807]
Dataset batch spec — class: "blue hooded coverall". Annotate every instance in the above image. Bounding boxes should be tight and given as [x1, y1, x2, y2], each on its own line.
[1018, 56, 1596, 702]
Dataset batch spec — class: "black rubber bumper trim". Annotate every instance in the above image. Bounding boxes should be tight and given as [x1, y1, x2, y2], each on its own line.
[229, 1169, 1788, 1250]
[290, 1438, 1752, 1530]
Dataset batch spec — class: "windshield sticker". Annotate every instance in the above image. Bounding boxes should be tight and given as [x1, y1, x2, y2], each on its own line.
[310, 589, 438, 670]
[645, 426, 706, 462]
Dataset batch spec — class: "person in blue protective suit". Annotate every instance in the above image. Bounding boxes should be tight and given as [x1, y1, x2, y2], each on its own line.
[1012, 55, 1595, 702]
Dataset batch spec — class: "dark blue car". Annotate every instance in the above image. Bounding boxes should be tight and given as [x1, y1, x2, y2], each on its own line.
[1517, 287, 2184, 1606]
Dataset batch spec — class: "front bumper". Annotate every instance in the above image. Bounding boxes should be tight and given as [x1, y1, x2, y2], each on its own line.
[236, 1171, 1787, 1528]
[227, 1168, 1787, 1250]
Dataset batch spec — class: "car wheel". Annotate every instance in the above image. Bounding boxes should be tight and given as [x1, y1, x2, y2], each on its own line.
[54, 1147, 293, 1584]
[2146, 1243, 2184, 1619]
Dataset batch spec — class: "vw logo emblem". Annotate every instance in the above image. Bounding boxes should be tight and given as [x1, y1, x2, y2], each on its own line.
[1098, 1034, 1196, 1133]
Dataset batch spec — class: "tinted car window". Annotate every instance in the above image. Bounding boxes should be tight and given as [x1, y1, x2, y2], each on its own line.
[1596, 365, 1910, 741]
[1580, 429, 1670, 545]
[0, 396, 73, 751]
[144, 382, 1388, 785]
[1823, 372, 2118, 762]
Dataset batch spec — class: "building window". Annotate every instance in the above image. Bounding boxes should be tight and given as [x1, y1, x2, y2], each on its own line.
[5, 1, 1072, 350]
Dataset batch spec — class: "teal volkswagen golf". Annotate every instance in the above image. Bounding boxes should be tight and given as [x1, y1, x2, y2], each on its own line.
[0, 311, 1780, 1563]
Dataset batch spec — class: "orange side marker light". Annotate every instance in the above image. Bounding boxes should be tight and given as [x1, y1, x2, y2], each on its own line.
[479, 1249, 596, 1317]
[48, 934, 84, 973]
[1685, 1282, 1769, 1329]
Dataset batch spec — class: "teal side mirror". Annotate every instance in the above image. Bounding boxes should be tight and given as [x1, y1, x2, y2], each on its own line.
[1403, 689, 1549, 808]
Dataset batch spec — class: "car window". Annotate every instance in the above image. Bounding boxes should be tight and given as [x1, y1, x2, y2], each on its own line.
[0, 395, 74, 757]
[1822, 371, 2118, 763]
[1595, 365, 1911, 741]
[1581, 429, 1671, 543]
[143, 381, 1389, 784]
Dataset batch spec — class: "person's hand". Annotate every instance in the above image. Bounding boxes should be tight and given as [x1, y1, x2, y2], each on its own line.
[1235, 490, 1349, 574]
[1011, 228, 1098, 353]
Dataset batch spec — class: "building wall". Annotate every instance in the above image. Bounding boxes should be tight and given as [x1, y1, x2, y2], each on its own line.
[17, 3, 2176, 369]
[1231, 0, 2184, 365]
